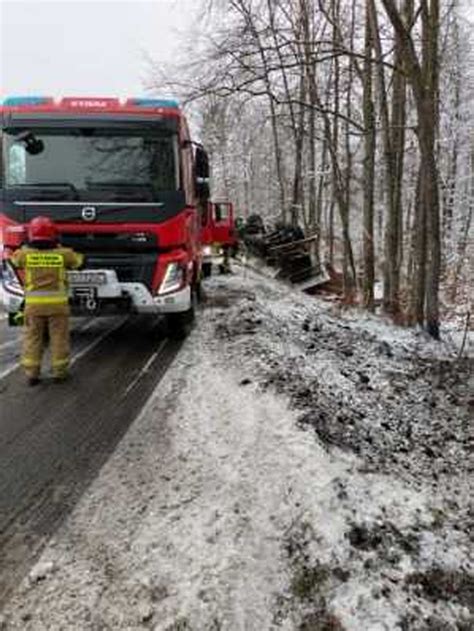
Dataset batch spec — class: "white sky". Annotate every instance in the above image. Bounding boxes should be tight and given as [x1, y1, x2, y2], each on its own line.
[1, 0, 472, 101]
[0, 0, 196, 99]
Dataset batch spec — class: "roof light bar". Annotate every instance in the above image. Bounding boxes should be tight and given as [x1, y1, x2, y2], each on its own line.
[126, 98, 180, 109]
[0, 95, 181, 111]
[2, 96, 53, 107]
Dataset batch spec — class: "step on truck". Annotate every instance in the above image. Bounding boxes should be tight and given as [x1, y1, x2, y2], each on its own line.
[0, 96, 210, 337]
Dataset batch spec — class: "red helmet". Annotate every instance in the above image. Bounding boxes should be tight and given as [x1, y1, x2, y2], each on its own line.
[28, 216, 58, 243]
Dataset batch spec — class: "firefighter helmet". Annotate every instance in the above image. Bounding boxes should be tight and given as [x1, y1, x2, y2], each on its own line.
[28, 216, 58, 243]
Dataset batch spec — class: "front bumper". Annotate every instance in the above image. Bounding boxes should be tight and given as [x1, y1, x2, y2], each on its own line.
[0, 269, 191, 317]
[69, 283, 191, 316]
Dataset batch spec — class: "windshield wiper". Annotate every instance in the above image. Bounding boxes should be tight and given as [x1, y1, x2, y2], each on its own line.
[14, 182, 80, 200]
[86, 182, 155, 201]
[86, 182, 154, 189]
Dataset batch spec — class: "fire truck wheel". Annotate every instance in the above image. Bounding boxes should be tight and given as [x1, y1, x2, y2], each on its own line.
[166, 286, 197, 339]
[195, 280, 204, 303]
[202, 262, 212, 278]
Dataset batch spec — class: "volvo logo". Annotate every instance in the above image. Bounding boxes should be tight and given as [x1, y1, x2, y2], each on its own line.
[81, 206, 97, 222]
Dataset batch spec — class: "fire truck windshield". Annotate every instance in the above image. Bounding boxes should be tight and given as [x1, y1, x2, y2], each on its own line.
[2, 127, 179, 202]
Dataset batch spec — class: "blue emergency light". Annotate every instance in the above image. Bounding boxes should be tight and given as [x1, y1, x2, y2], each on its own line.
[128, 98, 180, 109]
[1, 96, 52, 106]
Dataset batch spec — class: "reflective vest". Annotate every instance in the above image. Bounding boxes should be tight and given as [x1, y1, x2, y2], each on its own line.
[11, 246, 84, 309]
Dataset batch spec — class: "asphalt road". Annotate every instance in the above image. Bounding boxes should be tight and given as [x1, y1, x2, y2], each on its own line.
[0, 314, 182, 606]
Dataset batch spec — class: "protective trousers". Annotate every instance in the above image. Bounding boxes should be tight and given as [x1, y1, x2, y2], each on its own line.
[22, 313, 70, 379]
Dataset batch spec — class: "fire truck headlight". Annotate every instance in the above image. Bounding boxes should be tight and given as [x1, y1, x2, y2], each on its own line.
[158, 262, 186, 295]
[202, 246, 212, 256]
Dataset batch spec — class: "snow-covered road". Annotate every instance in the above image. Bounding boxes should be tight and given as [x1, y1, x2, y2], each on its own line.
[1, 269, 472, 630]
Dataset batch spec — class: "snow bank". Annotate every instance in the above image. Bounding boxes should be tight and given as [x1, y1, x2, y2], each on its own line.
[1, 268, 472, 630]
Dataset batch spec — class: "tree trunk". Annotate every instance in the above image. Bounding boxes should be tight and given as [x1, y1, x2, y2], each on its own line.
[369, 0, 401, 316]
[362, 0, 376, 311]
[381, 0, 441, 338]
[235, 0, 287, 220]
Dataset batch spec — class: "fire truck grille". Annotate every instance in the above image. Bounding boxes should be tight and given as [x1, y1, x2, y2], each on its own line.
[61, 232, 158, 289]
[83, 254, 156, 289]
[60, 231, 157, 252]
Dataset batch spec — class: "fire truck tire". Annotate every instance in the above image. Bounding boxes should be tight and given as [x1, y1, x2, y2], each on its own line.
[195, 280, 204, 303]
[166, 286, 197, 339]
[202, 262, 212, 278]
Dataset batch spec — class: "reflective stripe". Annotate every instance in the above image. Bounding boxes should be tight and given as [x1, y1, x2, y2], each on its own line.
[52, 358, 69, 368]
[25, 295, 68, 305]
[21, 357, 41, 368]
[25, 290, 68, 305]
[25, 290, 67, 298]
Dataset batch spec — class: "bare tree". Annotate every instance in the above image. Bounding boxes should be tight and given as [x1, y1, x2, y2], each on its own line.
[362, 0, 376, 310]
[147, 0, 473, 335]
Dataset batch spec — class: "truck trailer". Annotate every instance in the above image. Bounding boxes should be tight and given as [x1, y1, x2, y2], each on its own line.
[0, 96, 210, 336]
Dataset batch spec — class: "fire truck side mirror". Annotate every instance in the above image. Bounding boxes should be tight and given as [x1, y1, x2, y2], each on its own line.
[195, 146, 210, 202]
[196, 180, 210, 202]
[195, 146, 210, 180]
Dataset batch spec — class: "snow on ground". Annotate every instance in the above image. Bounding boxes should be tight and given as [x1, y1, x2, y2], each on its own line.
[1, 267, 472, 630]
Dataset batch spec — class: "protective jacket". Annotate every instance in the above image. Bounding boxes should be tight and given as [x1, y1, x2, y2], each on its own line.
[11, 246, 83, 315]
[11, 244, 83, 380]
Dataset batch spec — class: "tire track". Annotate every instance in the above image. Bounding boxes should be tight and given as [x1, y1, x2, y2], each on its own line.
[0, 316, 122, 381]
[0, 316, 182, 607]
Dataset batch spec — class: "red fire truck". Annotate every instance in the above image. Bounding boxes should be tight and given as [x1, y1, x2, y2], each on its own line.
[0, 96, 210, 336]
[200, 200, 237, 276]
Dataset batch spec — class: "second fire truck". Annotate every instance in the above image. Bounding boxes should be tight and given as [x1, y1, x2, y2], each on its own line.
[201, 200, 237, 276]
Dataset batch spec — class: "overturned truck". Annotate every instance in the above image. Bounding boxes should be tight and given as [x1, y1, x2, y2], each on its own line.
[239, 215, 330, 292]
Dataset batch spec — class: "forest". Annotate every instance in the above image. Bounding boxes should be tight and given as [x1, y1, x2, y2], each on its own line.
[150, 0, 473, 340]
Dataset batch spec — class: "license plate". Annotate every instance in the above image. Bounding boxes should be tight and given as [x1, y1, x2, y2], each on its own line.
[73, 286, 99, 311]
[68, 271, 107, 286]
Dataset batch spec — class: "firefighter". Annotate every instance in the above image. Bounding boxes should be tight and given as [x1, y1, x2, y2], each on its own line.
[220, 245, 232, 274]
[11, 216, 84, 386]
